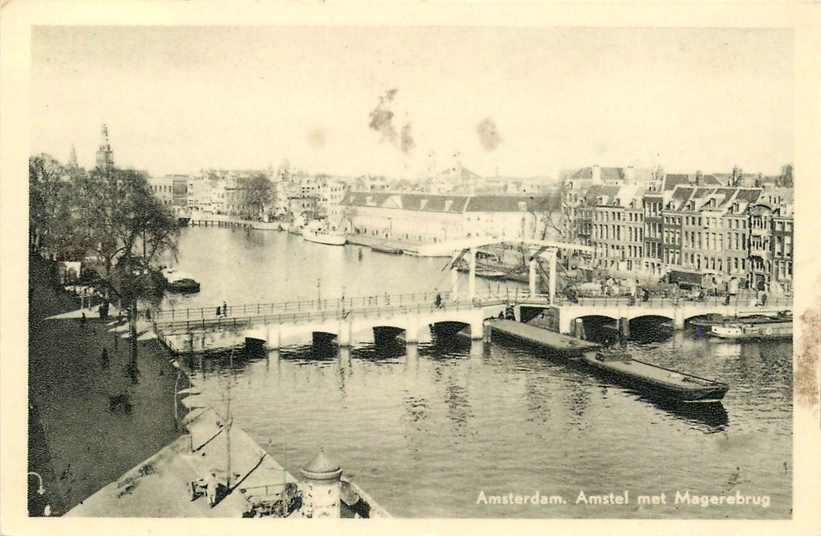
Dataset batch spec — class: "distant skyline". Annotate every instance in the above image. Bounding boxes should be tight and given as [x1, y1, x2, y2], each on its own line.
[31, 26, 793, 178]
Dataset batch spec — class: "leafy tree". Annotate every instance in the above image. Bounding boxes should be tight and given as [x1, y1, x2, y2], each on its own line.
[244, 173, 273, 219]
[29, 154, 70, 253]
[70, 166, 179, 372]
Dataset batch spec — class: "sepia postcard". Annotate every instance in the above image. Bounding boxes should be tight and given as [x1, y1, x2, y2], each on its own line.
[1, 1, 819, 535]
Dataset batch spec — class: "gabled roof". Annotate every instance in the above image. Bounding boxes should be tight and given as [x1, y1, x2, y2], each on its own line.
[584, 184, 621, 205]
[662, 174, 691, 191]
[734, 188, 763, 204]
[698, 174, 722, 186]
[670, 186, 695, 206]
[465, 194, 561, 212]
[341, 191, 560, 213]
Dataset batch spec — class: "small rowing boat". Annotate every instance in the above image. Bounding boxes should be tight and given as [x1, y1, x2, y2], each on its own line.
[370, 244, 403, 255]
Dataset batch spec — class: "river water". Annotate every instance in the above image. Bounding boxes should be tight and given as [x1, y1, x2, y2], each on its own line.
[166, 227, 792, 519]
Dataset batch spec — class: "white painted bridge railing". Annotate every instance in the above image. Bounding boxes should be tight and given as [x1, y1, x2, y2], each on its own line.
[150, 288, 546, 324]
[152, 296, 514, 336]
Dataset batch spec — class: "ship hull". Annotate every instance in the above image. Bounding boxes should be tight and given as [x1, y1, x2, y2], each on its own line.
[581, 352, 729, 403]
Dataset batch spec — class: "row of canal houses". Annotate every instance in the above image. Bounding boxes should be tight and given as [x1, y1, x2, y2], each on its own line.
[563, 166, 794, 294]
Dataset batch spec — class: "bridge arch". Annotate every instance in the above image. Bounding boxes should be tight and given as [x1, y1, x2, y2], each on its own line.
[372, 325, 407, 345]
[566, 314, 618, 343]
[311, 330, 339, 348]
[628, 315, 674, 341]
[430, 320, 470, 338]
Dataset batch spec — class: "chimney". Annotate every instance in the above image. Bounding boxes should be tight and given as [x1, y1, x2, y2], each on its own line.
[591, 165, 601, 185]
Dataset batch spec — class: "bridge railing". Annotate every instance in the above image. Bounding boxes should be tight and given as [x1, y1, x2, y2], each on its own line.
[551, 294, 793, 309]
[151, 287, 526, 323]
[149, 289, 792, 327]
[153, 296, 497, 335]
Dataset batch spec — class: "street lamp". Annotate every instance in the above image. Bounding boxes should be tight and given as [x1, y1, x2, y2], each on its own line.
[28, 471, 45, 495]
[27, 471, 51, 516]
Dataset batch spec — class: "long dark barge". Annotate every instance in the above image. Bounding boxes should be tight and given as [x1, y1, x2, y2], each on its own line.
[487, 318, 601, 357]
[581, 350, 729, 403]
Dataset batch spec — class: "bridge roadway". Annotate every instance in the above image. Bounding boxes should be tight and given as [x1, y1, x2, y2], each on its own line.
[150, 290, 792, 354]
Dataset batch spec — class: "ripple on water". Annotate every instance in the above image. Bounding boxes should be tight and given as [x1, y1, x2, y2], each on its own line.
[174, 228, 792, 518]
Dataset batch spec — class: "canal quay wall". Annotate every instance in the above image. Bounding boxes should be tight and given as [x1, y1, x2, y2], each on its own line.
[28, 254, 184, 516]
[29, 254, 391, 518]
[66, 405, 391, 518]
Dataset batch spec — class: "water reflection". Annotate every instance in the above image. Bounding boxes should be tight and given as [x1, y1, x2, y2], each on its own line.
[172, 228, 791, 518]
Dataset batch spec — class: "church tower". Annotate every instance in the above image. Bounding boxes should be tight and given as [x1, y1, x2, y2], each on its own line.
[95, 124, 115, 171]
[68, 145, 79, 168]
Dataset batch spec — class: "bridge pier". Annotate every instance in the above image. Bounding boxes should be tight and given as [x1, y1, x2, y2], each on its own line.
[618, 317, 630, 339]
[337, 319, 353, 347]
[266, 324, 281, 350]
[405, 318, 420, 344]
[673, 309, 685, 330]
[573, 318, 586, 339]
[470, 318, 484, 340]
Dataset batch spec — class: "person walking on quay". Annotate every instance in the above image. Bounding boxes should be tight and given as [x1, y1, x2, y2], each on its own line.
[206, 472, 218, 507]
[434, 292, 443, 309]
[80, 311, 86, 331]
[215, 304, 221, 317]
[222, 301, 228, 317]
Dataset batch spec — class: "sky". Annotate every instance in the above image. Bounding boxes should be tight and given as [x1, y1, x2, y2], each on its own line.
[30, 26, 793, 178]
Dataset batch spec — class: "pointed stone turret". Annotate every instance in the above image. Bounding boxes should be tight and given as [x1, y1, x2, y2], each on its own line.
[300, 448, 343, 518]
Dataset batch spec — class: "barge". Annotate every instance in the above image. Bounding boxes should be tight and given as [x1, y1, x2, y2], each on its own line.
[709, 315, 792, 340]
[581, 350, 729, 403]
[488, 319, 601, 357]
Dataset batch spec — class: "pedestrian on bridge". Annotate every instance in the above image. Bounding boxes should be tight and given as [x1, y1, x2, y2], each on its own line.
[223, 301, 228, 317]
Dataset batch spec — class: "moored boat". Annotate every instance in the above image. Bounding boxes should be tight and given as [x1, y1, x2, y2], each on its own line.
[488, 318, 601, 357]
[709, 315, 792, 340]
[476, 269, 507, 279]
[167, 277, 201, 293]
[688, 313, 774, 330]
[302, 222, 347, 246]
[252, 221, 279, 231]
[581, 350, 729, 403]
[162, 268, 201, 293]
[370, 244, 403, 255]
